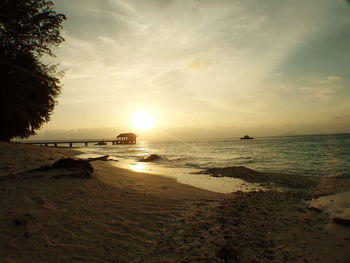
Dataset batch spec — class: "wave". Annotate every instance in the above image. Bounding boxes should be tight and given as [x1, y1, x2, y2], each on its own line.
[77, 134, 350, 177]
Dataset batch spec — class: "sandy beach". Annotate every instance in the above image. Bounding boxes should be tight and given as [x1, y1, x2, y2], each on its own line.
[0, 142, 349, 263]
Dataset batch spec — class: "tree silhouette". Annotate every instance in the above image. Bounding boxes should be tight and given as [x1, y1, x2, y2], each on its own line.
[0, 0, 66, 141]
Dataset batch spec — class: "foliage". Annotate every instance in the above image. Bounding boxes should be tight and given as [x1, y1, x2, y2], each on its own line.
[0, 0, 66, 141]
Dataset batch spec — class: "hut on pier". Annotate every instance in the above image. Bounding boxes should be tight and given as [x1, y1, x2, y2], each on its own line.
[116, 133, 137, 144]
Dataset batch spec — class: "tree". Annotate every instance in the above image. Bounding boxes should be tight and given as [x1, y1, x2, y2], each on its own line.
[0, 0, 66, 141]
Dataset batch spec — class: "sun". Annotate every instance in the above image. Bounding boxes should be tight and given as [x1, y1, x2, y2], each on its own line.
[132, 111, 155, 130]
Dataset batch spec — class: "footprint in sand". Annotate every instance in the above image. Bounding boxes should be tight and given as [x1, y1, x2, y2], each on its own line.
[30, 196, 46, 205]
[29, 196, 53, 211]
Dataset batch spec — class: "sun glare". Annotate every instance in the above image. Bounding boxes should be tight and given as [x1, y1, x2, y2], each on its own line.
[132, 111, 155, 130]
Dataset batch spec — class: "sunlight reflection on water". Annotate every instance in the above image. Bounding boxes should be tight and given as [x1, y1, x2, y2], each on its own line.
[131, 162, 147, 173]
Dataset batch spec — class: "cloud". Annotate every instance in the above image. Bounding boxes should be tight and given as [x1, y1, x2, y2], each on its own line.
[97, 36, 116, 44]
[318, 75, 342, 84]
[40, 0, 350, 136]
[298, 76, 343, 102]
[332, 115, 350, 121]
[299, 86, 339, 102]
[278, 0, 350, 78]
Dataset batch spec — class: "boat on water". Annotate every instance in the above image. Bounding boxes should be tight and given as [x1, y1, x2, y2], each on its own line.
[240, 134, 254, 140]
[95, 141, 107, 145]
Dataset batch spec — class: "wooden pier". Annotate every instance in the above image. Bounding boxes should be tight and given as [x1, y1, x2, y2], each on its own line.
[21, 133, 137, 147]
[21, 139, 135, 147]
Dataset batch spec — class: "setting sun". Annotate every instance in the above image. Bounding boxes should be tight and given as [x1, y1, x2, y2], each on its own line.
[132, 111, 155, 130]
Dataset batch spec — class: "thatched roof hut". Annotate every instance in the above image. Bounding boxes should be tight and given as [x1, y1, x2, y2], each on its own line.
[116, 133, 137, 144]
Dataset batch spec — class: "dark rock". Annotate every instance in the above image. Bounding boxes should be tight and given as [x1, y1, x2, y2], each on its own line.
[138, 154, 161, 162]
[198, 166, 316, 189]
[333, 217, 350, 225]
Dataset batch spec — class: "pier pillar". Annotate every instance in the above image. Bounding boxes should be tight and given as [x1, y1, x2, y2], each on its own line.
[69, 143, 73, 147]
[54, 143, 57, 147]
[85, 142, 88, 146]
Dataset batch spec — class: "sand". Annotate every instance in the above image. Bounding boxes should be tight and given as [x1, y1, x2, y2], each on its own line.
[0, 142, 349, 263]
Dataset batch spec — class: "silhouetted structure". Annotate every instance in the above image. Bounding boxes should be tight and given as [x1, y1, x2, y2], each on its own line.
[23, 138, 132, 147]
[22, 134, 138, 147]
[116, 133, 137, 144]
[240, 134, 254, 140]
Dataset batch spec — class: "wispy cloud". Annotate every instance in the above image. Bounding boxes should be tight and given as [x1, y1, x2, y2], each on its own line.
[332, 115, 350, 121]
[42, 0, 350, 136]
[299, 76, 343, 102]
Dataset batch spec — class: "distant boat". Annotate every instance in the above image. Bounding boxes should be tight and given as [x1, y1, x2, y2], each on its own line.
[240, 134, 254, 140]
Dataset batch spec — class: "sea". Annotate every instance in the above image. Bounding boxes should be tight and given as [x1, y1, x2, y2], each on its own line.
[76, 134, 350, 193]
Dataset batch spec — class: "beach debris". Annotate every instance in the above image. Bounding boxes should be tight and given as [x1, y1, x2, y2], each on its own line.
[312, 192, 329, 198]
[50, 158, 93, 178]
[307, 205, 322, 213]
[14, 155, 111, 179]
[51, 158, 93, 171]
[334, 173, 350, 179]
[87, 155, 109, 162]
[108, 158, 119, 162]
[217, 246, 240, 262]
[13, 218, 27, 226]
[138, 154, 161, 162]
[0, 171, 18, 180]
[28, 155, 109, 172]
[332, 217, 350, 225]
[26, 211, 37, 219]
[24, 231, 33, 238]
[297, 207, 306, 213]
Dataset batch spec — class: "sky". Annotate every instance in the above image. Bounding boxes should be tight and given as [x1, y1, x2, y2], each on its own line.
[33, 0, 350, 140]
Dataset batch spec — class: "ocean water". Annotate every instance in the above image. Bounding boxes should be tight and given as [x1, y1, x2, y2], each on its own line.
[78, 133, 350, 178]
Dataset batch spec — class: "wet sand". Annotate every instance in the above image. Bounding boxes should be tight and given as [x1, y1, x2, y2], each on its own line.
[0, 142, 349, 262]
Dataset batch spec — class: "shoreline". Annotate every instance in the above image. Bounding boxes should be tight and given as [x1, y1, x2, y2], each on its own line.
[78, 152, 264, 194]
[0, 142, 349, 262]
